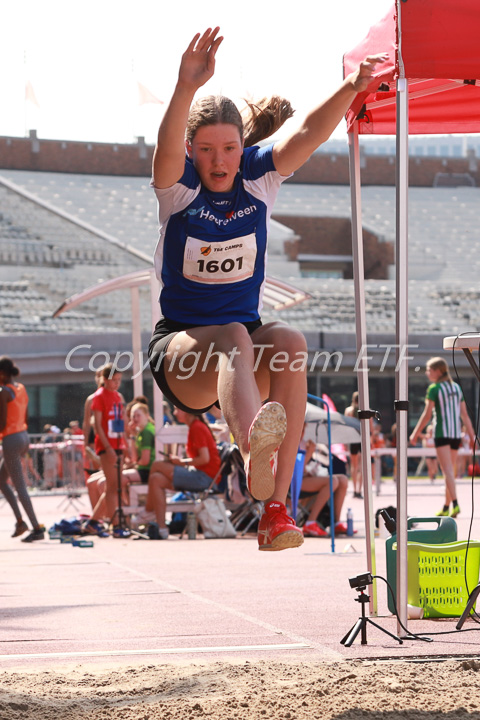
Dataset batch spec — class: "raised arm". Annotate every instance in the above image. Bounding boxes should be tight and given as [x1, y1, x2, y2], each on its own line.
[152, 27, 223, 189]
[272, 54, 387, 176]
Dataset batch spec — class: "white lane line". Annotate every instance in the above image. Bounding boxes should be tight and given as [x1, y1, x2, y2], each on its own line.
[107, 559, 344, 660]
[0, 643, 310, 661]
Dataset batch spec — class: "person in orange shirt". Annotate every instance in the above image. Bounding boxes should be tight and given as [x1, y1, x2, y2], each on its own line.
[147, 408, 221, 539]
[0, 356, 45, 541]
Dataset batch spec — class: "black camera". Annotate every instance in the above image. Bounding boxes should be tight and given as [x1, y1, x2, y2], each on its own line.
[348, 572, 373, 590]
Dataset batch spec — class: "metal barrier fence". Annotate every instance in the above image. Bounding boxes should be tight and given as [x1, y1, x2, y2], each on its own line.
[0, 433, 86, 493]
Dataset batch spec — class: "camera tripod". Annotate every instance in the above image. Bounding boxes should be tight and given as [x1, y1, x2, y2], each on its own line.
[340, 587, 403, 647]
[110, 449, 129, 533]
[457, 584, 480, 629]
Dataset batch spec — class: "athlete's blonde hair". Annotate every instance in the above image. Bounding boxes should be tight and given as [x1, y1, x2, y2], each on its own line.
[426, 356, 452, 382]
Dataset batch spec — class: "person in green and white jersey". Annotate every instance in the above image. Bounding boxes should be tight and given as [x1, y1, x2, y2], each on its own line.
[410, 357, 475, 518]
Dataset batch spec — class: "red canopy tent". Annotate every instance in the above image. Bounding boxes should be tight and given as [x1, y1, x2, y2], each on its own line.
[344, 0, 480, 135]
[343, 0, 480, 634]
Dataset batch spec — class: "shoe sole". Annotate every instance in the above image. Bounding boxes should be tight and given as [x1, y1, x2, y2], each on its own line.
[258, 529, 304, 551]
[248, 402, 287, 501]
[450, 509, 460, 518]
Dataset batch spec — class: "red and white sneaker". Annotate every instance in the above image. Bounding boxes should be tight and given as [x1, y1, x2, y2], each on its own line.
[245, 402, 287, 501]
[303, 521, 328, 538]
[258, 501, 304, 551]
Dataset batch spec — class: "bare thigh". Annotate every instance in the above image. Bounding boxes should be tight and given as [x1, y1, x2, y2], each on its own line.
[163, 323, 257, 410]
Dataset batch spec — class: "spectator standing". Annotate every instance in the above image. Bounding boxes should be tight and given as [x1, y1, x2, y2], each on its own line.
[82, 369, 104, 475]
[0, 356, 45, 541]
[90, 364, 128, 535]
[345, 391, 363, 498]
[410, 356, 475, 517]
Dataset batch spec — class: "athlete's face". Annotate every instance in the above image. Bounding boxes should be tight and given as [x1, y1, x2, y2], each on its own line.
[104, 373, 122, 392]
[187, 123, 244, 193]
[132, 408, 147, 429]
[425, 365, 441, 382]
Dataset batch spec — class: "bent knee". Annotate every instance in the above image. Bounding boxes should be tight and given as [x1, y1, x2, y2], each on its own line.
[216, 322, 253, 352]
[149, 471, 170, 489]
[261, 322, 307, 353]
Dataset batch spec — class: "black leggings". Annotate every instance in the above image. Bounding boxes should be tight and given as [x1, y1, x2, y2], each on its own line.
[0, 431, 40, 527]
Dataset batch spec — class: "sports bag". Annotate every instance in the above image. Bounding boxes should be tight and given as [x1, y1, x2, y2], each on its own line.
[194, 496, 237, 539]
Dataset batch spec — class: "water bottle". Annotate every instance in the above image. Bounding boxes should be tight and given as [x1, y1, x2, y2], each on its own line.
[187, 512, 197, 540]
[346, 508, 354, 537]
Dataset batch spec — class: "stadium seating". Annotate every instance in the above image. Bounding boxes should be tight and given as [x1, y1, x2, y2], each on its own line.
[1, 169, 479, 337]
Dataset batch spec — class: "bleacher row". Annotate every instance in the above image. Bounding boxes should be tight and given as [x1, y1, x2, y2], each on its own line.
[0, 179, 152, 334]
[0, 169, 479, 336]
[262, 278, 467, 334]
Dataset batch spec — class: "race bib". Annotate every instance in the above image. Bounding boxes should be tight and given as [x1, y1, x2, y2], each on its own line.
[108, 404, 124, 437]
[108, 418, 124, 437]
[183, 234, 257, 284]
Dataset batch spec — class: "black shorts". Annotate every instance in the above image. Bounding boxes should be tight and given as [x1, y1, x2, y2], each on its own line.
[434, 437, 462, 450]
[137, 467, 150, 484]
[148, 316, 262, 415]
[350, 443, 361, 456]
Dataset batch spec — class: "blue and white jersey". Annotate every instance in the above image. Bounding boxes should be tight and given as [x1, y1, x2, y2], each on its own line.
[152, 144, 289, 325]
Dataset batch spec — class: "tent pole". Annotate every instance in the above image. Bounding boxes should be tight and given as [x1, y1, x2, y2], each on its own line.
[348, 122, 377, 615]
[395, 77, 409, 635]
[150, 272, 165, 456]
[130, 285, 143, 397]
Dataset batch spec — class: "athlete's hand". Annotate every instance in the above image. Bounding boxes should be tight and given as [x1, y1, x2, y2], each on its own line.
[348, 53, 389, 94]
[178, 27, 223, 92]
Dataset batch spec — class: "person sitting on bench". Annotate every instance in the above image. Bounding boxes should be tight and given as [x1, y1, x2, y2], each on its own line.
[146, 407, 221, 539]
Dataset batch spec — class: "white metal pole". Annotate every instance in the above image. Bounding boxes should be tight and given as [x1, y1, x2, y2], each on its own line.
[348, 123, 377, 615]
[130, 285, 143, 397]
[150, 271, 164, 457]
[395, 76, 409, 635]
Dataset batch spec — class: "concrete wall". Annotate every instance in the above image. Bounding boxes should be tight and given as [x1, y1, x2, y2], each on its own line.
[278, 216, 394, 279]
[2, 132, 479, 187]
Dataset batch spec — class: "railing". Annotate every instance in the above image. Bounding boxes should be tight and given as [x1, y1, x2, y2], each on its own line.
[371, 446, 474, 495]
[0, 433, 87, 494]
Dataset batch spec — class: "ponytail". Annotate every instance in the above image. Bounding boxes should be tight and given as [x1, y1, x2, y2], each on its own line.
[0, 356, 20, 378]
[241, 96, 295, 148]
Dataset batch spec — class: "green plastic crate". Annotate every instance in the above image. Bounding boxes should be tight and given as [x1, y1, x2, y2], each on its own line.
[393, 540, 480, 618]
[386, 516, 457, 613]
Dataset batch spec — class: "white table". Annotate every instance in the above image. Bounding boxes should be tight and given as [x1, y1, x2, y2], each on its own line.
[443, 333, 480, 383]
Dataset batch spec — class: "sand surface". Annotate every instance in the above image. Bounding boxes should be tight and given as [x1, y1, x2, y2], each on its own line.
[2, 657, 480, 719]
